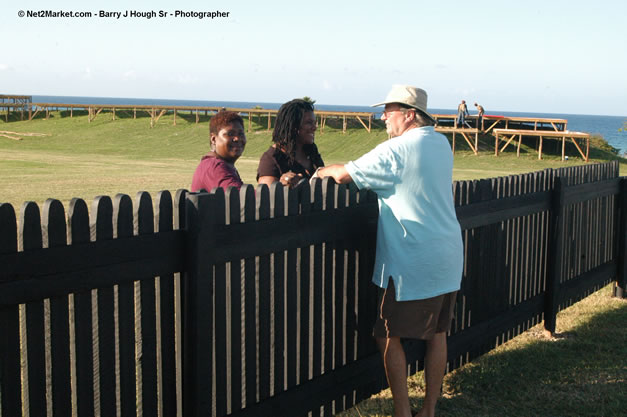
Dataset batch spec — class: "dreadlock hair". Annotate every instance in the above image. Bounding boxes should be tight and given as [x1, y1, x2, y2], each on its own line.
[272, 99, 316, 164]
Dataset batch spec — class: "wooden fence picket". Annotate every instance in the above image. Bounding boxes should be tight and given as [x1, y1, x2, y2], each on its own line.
[0, 203, 21, 414]
[113, 193, 138, 417]
[256, 184, 272, 404]
[92, 195, 117, 417]
[136, 191, 158, 416]
[227, 187, 243, 413]
[269, 183, 285, 399]
[42, 199, 72, 417]
[156, 190, 177, 416]
[285, 185, 299, 391]
[21, 202, 47, 416]
[68, 198, 95, 416]
[241, 184, 256, 409]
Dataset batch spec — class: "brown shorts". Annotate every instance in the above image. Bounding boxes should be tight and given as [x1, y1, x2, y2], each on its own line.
[373, 280, 457, 340]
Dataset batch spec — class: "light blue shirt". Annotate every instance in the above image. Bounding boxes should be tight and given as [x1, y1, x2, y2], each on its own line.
[345, 126, 463, 301]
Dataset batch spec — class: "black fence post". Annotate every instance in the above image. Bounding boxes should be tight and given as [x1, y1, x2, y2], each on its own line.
[182, 191, 216, 417]
[544, 175, 565, 335]
[614, 177, 627, 298]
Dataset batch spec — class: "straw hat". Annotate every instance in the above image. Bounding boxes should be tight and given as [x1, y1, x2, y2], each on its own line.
[371, 85, 435, 122]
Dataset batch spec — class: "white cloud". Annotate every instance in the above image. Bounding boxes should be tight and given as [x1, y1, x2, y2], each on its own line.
[177, 74, 198, 85]
[122, 70, 137, 80]
[0, 64, 10, 71]
[82, 67, 93, 80]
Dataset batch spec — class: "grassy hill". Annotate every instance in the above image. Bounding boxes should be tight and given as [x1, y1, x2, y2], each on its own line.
[1, 109, 624, 209]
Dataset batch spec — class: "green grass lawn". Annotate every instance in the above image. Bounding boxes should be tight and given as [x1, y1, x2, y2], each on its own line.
[1, 110, 624, 209]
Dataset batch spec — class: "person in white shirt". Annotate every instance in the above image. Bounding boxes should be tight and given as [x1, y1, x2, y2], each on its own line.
[315, 85, 463, 417]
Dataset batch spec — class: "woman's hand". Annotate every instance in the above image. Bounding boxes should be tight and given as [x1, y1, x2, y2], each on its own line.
[280, 171, 303, 188]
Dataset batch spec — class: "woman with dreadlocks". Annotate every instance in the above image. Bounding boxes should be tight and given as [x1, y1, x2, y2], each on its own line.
[257, 98, 325, 188]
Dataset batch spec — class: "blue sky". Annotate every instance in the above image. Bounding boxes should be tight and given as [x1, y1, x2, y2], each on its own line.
[1, 0, 626, 116]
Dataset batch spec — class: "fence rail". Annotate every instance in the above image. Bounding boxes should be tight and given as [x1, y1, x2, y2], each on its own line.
[0, 161, 624, 417]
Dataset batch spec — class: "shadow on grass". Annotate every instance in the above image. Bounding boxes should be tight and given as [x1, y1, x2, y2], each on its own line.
[343, 292, 626, 417]
[433, 298, 626, 416]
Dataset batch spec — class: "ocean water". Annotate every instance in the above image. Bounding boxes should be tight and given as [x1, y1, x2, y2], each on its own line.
[31, 95, 627, 155]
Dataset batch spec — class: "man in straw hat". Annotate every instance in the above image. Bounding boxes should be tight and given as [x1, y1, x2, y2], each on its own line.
[314, 85, 463, 417]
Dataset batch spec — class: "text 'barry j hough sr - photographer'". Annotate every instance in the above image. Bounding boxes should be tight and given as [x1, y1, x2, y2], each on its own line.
[98, 10, 231, 19]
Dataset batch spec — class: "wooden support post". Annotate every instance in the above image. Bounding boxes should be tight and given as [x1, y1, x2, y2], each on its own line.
[614, 178, 627, 298]
[248, 112, 252, 132]
[517, 134, 521, 157]
[267, 112, 271, 131]
[538, 136, 543, 160]
[474, 130, 478, 152]
[134, 108, 136, 119]
[113, 108, 116, 121]
[561, 136, 566, 161]
[70, 107, 73, 118]
[46, 107, 49, 120]
[195, 110, 199, 124]
[545, 176, 565, 336]
[174, 109, 177, 126]
[343, 115, 347, 134]
[183, 192, 218, 417]
[29, 105, 32, 121]
[451, 131, 455, 154]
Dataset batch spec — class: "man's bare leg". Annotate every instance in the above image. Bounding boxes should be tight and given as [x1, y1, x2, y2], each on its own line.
[414, 332, 447, 417]
[376, 337, 412, 417]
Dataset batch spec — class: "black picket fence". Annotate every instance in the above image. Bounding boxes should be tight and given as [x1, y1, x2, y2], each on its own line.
[0, 161, 624, 417]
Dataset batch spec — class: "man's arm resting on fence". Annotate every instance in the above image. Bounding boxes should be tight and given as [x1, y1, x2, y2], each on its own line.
[315, 164, 353, 184]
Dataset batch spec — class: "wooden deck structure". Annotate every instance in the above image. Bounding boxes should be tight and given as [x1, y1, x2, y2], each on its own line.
[0, 95, 32, 121]
[1, 102, 374, 133]
[432, 113, 590, 161]
[433, 114, 568, 133]
[493, 128, 590, 161]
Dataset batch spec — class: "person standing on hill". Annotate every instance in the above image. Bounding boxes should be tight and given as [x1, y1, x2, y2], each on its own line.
[457, 100, 468, 128]
[474, 102, 485, 129]
[314, 85, 463, 417]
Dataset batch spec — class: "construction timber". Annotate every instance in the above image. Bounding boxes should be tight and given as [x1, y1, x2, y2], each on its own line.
[0, 101, 373, 133]
[433, 113, 589, 161]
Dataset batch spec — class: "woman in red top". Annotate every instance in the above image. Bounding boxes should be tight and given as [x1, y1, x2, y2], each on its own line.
[191, 111, 246, 192]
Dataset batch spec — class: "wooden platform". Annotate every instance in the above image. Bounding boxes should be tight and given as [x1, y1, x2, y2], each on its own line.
[1, 102, 374, 132]
[435, 126, 482, 155]
[493, 128, 590, 161]
[432, 113, 568, 133]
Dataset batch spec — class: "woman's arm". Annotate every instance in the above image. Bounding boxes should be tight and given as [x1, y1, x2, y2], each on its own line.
[258, 172, 303, 188]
